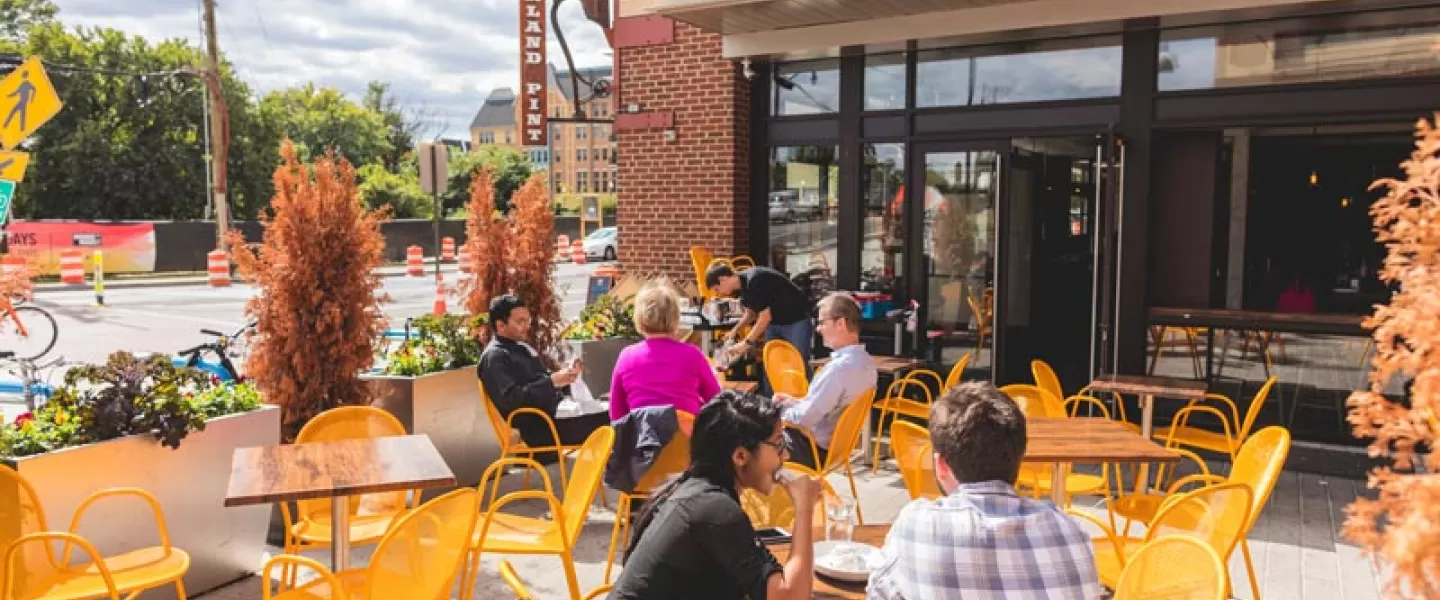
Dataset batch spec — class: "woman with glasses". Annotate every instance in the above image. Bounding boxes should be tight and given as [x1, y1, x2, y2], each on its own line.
[610, 390, 822, 600]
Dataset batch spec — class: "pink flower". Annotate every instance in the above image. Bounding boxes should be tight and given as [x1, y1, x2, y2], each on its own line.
[13, 412, 34, 427]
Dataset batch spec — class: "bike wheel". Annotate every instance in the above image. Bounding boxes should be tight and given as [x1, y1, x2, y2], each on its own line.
[0, 305, 58, 361]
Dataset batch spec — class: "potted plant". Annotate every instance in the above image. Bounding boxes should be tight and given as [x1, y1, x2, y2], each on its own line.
[363, 313, 499, 487]
[563, 291, 642, 397]
[0, 352, 277, 600]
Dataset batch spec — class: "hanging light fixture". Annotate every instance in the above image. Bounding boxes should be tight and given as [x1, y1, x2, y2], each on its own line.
[1310, 170, 1319, 186]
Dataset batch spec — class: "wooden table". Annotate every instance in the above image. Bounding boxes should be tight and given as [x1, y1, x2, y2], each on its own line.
[224, 434, 457, 571]
[1147, 307, 1367, 380]
[770, 524, 890, 599]
[1084, 375, 1203, 493]
[722, 380, 758, 393]
[1026, 416, 1180, 503]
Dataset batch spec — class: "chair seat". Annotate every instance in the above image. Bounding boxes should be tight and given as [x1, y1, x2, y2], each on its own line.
[1020, 469, 1108, 495]
[474, 513, 565, 553]
[1160, 425, 1238, 455]
[272, 568, 371, 600]
[1110, 493, 1165, 525]
[13, 547, 190, 600]
[875, 398, 930, 419]
[292, 512, 405, 546]
[1093, 536, 1145, 588]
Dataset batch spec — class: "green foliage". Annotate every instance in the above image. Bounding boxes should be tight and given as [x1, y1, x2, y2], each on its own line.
[259, 84, 393, 171]
[380, 313, 486, 376]
[553, 192, 617, 215]
[0, 353, 264, 458]
[563, 294, 638, 341]
[0, 0, 57, 44]
[443, 145, 533, 215]
[357, 162, 432, 219]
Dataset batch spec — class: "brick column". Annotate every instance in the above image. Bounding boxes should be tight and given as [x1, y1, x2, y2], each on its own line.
[614, 18, 750, 283]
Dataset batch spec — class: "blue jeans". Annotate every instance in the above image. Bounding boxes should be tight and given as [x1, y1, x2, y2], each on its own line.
[761, 318, 813, 396]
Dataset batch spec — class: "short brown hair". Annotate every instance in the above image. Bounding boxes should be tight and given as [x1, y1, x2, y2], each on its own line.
[819, 293, 862, 334]
[632, 281, 681, 335]
[929, 382, 1026, 485]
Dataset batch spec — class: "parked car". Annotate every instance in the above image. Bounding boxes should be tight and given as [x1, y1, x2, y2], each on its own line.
[583, 226, 618, 261]
[769, 190, 823, 222]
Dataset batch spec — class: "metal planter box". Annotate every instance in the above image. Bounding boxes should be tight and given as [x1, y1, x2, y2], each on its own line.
[365, 367, 501, 489]
[1, 405, 280, 600]
[572, 337, 639, 398]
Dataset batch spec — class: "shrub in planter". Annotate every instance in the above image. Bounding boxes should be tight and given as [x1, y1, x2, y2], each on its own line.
[380, 313, 487, 377]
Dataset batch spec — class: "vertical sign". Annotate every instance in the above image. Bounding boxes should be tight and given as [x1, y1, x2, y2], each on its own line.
[520, 0, 548, 147]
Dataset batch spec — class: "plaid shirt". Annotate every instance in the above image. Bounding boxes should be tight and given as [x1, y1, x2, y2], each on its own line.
[867, 481, 1103, 600]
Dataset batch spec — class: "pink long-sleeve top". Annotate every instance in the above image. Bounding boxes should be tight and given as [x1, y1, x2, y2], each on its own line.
[609, 337, 722, 421]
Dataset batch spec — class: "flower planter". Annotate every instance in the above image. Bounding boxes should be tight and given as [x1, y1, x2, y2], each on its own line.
[572, 337, 639, 399]
[364, 367, 501, 489]
[1, 405, 280, 600]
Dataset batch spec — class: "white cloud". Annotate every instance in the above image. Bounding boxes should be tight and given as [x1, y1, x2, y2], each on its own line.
[54, 0, 612, 139]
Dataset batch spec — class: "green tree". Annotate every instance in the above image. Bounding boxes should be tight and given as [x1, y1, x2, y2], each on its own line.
[357, 162, 431, 219]
[442, 145, 533, 215]
[0, 0, 57, 43]
[259, 84, 392, 171]
[362, 81, 428, 174]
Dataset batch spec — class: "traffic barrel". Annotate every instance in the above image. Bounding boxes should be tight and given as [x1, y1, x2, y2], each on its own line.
[441, 237, 456, 263]
[59, 249, 84, 285]
[556, 235, 571, 263]
[1, 254, 25, 278]
[406, 245, 424, 277]
[571, 240, 586, 264]
[458, 245, 473, 274]
[593, 263, 619, 280]
[207, 250, 231, 287]
[433, 273, 447, 316]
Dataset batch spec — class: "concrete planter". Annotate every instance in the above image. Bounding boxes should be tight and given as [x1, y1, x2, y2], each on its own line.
[1, 405, 280, 600]
[364, 367, 501, 489]
[572, 337, 640, 398]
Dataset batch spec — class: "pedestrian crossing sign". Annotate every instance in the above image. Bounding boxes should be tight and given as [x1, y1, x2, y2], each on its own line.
[0, 57, 63, 152]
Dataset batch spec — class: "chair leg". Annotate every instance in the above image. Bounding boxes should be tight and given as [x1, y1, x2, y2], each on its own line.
[870, 406, 891, 472]
[1242, 537, 1262, 600]
[459, 548, 482, 600]
[174, 578, 188, 600]
[845, 462, 865, 526]
[562, 549, 583, 600]
[604, 494, 630, 583]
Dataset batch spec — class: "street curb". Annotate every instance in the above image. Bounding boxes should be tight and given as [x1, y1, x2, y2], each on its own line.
[34, 265, 464, 292]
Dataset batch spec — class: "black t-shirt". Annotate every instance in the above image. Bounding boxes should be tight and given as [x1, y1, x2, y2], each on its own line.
[609, 476, 784, 600]
[740, 267, 811, 326]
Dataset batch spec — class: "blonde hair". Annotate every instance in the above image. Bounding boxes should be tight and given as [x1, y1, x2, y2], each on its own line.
[633, 280, 681, 335]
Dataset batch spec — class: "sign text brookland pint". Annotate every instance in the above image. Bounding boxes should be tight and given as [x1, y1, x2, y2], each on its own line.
[519, 0, 548, 147]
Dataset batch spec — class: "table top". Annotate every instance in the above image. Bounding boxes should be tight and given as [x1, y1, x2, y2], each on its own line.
[770, 524, 890, 599]
[722, 380, 758, 393]
[224, 434, 457, 507]
[1147, 307, 1367, 336]
[1087, 373, 1207, 399]
[811, 356, 926, 375]
[1025, 417, 1180, 464]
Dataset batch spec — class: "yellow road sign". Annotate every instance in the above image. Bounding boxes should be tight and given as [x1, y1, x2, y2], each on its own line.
[0, 57, 62, 152]
[0, 151, 30, 181]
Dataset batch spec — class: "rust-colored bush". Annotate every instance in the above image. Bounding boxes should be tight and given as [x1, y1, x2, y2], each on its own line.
[0, 259, 33, 302]
[460, 172, 565, 368]
[226, 141, 389, 440]
[1345, 114, 1440, 598]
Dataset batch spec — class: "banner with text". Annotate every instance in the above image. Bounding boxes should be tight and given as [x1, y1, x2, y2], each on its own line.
[519, 0, 548, 147]
[4, 222, 157, 274]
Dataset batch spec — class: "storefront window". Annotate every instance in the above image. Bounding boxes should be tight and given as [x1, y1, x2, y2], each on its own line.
[862, 143, 905, 298]
[864, 53, 907, 111]
[1159, 8, 1440, 92]
[916, 37, 1121, 108]
[773, 59, 841, 116]
[768, 146, 839, 279]
[920, 150, 998, 374]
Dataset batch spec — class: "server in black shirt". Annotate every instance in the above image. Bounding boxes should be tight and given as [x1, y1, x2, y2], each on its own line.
[610, 390, 821, 600]
[706, 264, 815, 393]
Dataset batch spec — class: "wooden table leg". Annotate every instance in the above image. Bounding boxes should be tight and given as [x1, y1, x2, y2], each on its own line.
[1136, 393, 1156, 494]
[1051, 463, 1067, 506]
[331, 496, 351, 571]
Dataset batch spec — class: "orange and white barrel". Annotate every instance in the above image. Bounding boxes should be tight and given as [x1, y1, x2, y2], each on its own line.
[1, 254, 26, 278]
[207, 250, 231, 287]
[406, 245, 424, 277]
[593, 263, 619, 280]
[571, 240, 586, 264]
[59, 249, 84, 284]
[556, 235, 571, 262]
[441, 237, 456, 263]
[458, 245, 473, 274]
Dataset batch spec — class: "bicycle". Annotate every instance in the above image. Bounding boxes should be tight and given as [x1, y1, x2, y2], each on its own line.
[175, 320, 255, 382]
[0, 294, 57, 361]
[0, 351, 62, 412]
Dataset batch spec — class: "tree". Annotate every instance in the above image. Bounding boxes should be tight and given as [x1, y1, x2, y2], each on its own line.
[443, 145, 533, 215]
[227, 142, 388, 440]
[362, 81, 430, 174]
[1344, 114, 1440, 599]
[357, 162, 431, 219]
[0, 0, 57, 44]
[258, 84, 392, 172]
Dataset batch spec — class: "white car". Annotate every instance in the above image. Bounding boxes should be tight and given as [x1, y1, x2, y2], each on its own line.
[583, 227, 618, 261]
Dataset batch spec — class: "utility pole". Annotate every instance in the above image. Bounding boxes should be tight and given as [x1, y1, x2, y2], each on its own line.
[203, 0, 230, 252]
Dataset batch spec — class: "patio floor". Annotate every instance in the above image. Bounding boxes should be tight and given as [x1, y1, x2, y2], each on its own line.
[195, 454, 1388, 600]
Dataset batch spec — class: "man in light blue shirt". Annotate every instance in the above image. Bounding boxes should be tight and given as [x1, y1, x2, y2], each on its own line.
[774, 293, 877, 469]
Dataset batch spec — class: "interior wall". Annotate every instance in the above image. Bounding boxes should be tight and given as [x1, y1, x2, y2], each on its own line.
[1148, 131, 1220, 307]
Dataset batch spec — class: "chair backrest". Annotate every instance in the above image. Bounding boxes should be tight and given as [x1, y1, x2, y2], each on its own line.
[1228, 426, 1291, 531]
[0, 465, 56, 596]
[890, 421, 942, 500]
[295, 406, 410, 519]
[1237, 377, 1279, 440]
[1147, 482, 1253, 563]
[999, 384, 1064, 418]
[635, 422, 692, 493]
[562, 426, 616, 542]
[366, 488, 481, 598]
[763, 340, 809, 398]
[944, 353, 972, 390]
[1113, 535, 1227, 600]
[478, 382, 512, 449]
[739, 462, 836, 529]
[690, 247, 717, 298]
[1030, 360, 1065, 405]
[819, 388, 877, 474]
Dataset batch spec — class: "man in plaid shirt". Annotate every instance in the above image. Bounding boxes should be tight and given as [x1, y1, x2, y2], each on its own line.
[868, 382, 1103, 600]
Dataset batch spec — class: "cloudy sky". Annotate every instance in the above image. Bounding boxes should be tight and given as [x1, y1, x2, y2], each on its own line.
[54, 0, 613, 139]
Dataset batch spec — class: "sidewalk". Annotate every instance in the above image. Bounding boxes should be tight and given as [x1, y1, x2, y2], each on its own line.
[32, 263, 463, 292]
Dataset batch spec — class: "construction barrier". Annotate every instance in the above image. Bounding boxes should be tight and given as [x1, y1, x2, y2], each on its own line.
[441, 237, 455, 263]
[59, 249, 84, 285]
[433, 274, 447, 316]
[458, 246, 473, 274]
[1, 255, 25, 278]
[556, 235, 571, 263]
[406, 245, 424, 277]
[207, 250, 230, 287]
[593, 263, 619, 280]
[571, 240, 586, 264]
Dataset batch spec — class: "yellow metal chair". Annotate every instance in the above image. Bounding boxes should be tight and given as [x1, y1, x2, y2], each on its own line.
[785, 387, 876, 524]
[462, 426, 616, 600]
[1069, 482, 1252, 592]
[603, 411, 693, 583]
[889, 421, 942, 500]
[690, 247, 754, 299]
[1030, 359, 1065, 404]
[1, 466, 190, 600]
[763, 339, 810, 399]
[480, 382, 580, 491]
[280, 406, 417, 586]
[1113, 535, 1228, 600]
[998, 384, 1065, 417]
[261, 488, 481, 600]
[966, 290, 992, 360]
[739, 462, 836, 530]
[1106, 442, 1218, 537]
[870, 373, 940, 471]
[943, 352, 973, 390]
[1005, 388, 1111, 507]
[1160, 377, 1277, 460]
[501, 559, 613, 600]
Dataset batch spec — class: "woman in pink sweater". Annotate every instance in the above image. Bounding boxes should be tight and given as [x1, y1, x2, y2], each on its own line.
[609, 282, 722, 421]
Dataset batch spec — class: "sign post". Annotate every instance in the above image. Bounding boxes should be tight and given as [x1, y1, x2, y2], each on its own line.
[0, 180, 16, 226]
[418, 142, 449, 279]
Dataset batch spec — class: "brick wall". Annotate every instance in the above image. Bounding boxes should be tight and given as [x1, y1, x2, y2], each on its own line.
[615, 19, 750, 283]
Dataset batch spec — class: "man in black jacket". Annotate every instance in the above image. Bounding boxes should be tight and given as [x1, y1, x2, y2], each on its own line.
[478, 294, 607, 461]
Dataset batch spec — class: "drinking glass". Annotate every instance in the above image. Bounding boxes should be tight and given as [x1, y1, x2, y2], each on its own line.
[825, 494, 856, 543]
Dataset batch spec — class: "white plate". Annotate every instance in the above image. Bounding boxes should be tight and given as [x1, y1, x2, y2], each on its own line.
[812, 540, 884, 583]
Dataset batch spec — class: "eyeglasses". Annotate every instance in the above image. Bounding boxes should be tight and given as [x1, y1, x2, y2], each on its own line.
[760, 437, 788, 454]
